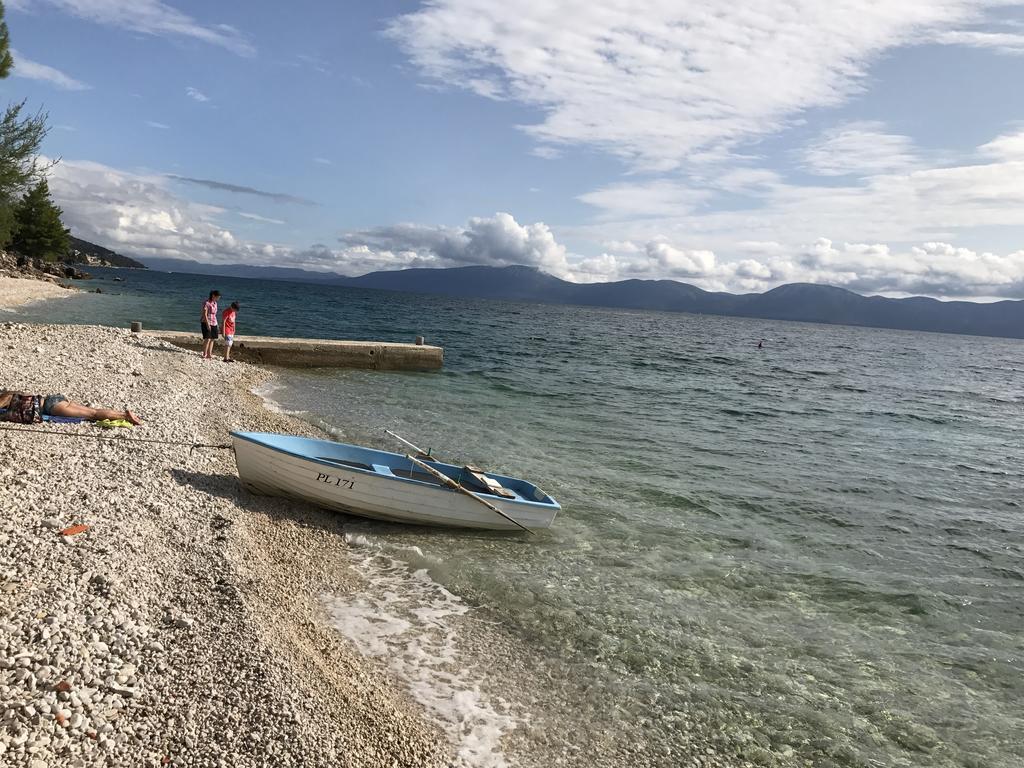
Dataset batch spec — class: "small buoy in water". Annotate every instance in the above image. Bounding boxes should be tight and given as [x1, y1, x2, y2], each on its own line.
[415, 336, 425, 346]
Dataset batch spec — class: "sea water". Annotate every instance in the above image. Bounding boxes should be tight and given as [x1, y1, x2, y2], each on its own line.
[13, 268, 1024, 767]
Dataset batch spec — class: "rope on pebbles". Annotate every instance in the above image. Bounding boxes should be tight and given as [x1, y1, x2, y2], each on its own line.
[0, 424, 231, 454]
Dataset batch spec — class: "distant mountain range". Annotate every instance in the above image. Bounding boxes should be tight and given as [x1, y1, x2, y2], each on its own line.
[137, 256, 1024, 339]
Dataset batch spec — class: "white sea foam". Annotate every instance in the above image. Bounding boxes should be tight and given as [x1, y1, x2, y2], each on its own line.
[252, 380, 353, 441]
[251, 379, 292, 415]
[325, 538, 520, 768]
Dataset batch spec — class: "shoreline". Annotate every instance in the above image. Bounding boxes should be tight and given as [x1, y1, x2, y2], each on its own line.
[0, 320, 449, 766]
[0, 276, 76, 311]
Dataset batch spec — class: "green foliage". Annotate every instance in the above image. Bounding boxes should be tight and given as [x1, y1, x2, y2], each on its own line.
[11, 178, 69, 261]
[0, 101, 50, 245]
[0, 3, 12, 80]
[0, 5, 55, 246]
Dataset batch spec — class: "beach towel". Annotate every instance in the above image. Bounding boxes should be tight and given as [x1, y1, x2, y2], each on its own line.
[93, 419, 134, 429]
[42, 415, 85, 424]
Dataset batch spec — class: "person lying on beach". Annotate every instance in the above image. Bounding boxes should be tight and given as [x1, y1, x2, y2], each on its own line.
[0, 391, 143, 425]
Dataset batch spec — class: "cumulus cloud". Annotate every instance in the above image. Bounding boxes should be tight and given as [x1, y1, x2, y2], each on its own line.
[388, 0, 993, 170]
[339, 213, 574, 277]
[9, 0, 254, 56]
[584, 236, 1024, 297]
[165, 175, 316, 206]
[46, 161, 576, 278]
[11, 50, 91, 90]
[45, 159, 397, 273]
[44, 156, 1024, 298]
[185, 86, 210, 102]
[788, 238, 1024, 297]
[601, 240, 641, 254]
[48, 159, 258, 264]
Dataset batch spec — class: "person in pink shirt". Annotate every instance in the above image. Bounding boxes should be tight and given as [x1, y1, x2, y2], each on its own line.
[221, 302, 239, 362]
[200, 290, 220, 359]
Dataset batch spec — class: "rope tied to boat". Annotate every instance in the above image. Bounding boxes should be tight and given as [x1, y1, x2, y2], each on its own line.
[0, 424, 232, 454]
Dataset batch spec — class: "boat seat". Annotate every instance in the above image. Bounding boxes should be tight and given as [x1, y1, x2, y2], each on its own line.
[371, 463, 395, 476]
[462, 465, 516, 499]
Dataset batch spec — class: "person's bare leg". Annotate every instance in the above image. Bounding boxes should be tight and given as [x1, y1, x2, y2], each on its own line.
[50, 401, 143, 425]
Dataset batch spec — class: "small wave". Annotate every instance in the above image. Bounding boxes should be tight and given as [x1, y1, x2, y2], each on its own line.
[874, 410, 950, 425]
[945, 544, 993, 562]
[986, 566, 1024, 581]
[954, 463, 1013, 476]
[326, 543, 521, 767]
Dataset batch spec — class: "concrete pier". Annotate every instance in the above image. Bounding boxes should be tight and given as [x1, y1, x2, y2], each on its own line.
[145, 331, 443, 370]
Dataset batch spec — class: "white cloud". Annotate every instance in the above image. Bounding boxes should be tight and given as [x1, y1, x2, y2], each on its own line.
[388, 0, 992, 170]
[313, 157, 332, 166]
[47, 158, 252, 264]
[44, 155, 1024, 298]
[339, 212, 575, 277]
[582, 236, 1024, 297]
[786, 238, 1024, 297]
[145, 121, 170, 130]
[801, 121, 919, 177]
[579, 180, 711, 219]
[185, 86, 210, 102]
[11, 50, 91, 90]
[574, 127, 1024, 253]
[11, 0, 254, 56]
[978, 127, 1024, 159]
[933, 29, 1024, 54]
[601, 240, 641, 253]
[46, 161, 569, 278]
[238, 212, 285, 225]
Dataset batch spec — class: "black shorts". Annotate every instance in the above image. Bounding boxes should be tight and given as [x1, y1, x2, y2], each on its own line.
[201, 323, 219, 340]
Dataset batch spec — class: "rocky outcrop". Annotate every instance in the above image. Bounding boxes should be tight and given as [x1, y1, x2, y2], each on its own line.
[0, 249, 91, 283]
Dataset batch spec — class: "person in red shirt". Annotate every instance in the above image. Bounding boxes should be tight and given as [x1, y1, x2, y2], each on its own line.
[221, 302, 240, 362]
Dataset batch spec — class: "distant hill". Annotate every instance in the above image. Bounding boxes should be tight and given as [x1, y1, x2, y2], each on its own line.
[68, 236, 146, 269]
[135, 257, 1024, 339]
[142, 256, 330, 283]
[339, 265, 1024, 340]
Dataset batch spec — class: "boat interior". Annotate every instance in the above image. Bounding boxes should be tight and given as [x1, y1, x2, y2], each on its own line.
[315, 456, 539, 500]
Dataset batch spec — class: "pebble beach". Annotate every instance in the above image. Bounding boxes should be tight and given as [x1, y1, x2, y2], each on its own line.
[0, 280, 448, 767]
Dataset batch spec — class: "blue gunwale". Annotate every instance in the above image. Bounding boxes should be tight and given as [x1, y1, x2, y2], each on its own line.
[231, 431, 560, 509]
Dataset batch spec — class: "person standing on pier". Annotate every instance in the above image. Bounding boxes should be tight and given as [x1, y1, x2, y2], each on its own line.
[221, 302, 239, 363]
[200, 290, 220, 359]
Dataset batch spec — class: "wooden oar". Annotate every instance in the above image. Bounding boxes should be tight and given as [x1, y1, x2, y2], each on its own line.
[384, 429, 432, 458]
[405, 453, 535, 535]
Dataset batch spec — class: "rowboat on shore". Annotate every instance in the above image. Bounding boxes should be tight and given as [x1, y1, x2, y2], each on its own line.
[230, 431, 560, 531]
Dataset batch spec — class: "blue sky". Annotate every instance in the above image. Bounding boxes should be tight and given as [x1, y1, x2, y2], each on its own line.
[6, 0, 1024, 298]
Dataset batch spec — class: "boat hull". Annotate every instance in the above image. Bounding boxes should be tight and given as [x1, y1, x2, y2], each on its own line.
[231, 432, 559, 530]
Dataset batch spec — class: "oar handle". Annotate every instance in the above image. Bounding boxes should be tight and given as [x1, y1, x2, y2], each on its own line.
[385, 429, 429, 457]
[405, 454, 535, 535]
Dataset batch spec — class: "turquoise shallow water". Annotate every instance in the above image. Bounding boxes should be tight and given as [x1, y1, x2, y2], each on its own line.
[12, 269, 1024, 767]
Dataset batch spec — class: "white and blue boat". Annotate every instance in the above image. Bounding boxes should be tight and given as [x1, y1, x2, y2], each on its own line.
[231, 431, 560, 531]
